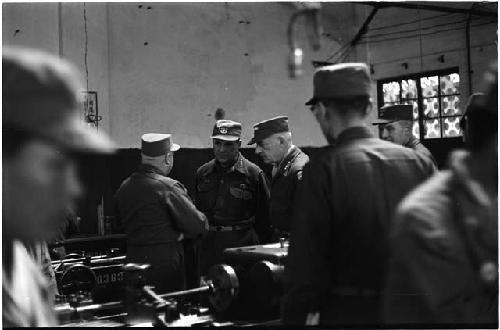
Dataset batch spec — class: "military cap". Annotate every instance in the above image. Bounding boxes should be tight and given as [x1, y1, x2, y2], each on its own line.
[211, 120, 242, 141]
[372, 104, 413, 125]
[141, 133, 180, 157]
[3, 46, 115, 154]
[248, 116, 289, 145]
[305, 63, 372, 106]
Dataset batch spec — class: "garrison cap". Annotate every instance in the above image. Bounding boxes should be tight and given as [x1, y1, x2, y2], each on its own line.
[372, 104, 413, 125]
[211, 120, 242, 141]
[248, 116, 289, 145]
[3, 46, 116, 154]
[141, 133, 180, 157]
[305, 63, 372, 106]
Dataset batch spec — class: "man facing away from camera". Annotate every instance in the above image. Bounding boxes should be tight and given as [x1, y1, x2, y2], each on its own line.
[282, 63, 436, 326]
[3, 47, 116, 327]
[114, 133, 208, 294]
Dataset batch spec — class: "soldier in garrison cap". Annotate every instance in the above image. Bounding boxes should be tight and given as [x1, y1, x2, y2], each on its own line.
[282, 63, 436, 326]
[195, 120, 271, 275]
[384, 66, 498, 325]
[114, 133, 208, 294]
[249, 116, 309, 237]
[373, 104, 437, 167]
[3, 47, 115, 327]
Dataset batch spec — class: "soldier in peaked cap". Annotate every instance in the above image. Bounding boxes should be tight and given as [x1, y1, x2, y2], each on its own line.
[282, 63, 436, 326]
[195, 120, 271, 275]
[3, 47, 115, 327]
[249, 116, 309, 237]
[373, 104, 437, 167]
[114, 133, 208, 294]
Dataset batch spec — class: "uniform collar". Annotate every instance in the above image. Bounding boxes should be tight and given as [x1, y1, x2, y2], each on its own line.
[404, 135, 421, 148]
[212, 153, 249, 175]
[137, 164, 165, 176]
[274, 145, 300, 176]
[335, 126, 374, 145]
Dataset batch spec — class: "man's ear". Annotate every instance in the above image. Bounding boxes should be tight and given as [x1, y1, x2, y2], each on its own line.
[365, 100, 373, 116]
[237, 140, 242, 148]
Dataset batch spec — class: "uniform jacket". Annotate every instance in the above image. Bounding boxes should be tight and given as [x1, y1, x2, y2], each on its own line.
[405, 135, 438, 168]
[282, 126, 436, 325]
[114, 164, 208, 246]
[383, 150, 498, 326]
[270, 146, 309, 233]
[195, 153, 271, 241]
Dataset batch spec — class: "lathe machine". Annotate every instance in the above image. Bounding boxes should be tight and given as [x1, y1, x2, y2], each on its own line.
[52, 240, 288, 327]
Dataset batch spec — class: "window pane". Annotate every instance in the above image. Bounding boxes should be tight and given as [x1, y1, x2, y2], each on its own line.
[442, 117, 462, 137]
[441, 95, 461, 116]
[383, 82, 400, 103]
[440, 73, 460, 95]
[402, 99, 419, 120]
[402, 79, 417, 99]
[421, 76, 438, 97]
[423, 97, 440, 118]
[424, 119, 441, 139]
[412, 121, 420, 139]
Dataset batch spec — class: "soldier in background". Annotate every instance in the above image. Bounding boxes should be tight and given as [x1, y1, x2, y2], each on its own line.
[383, 66, 498, 325]
[3, 47, 115, 327]
[374, 104, 437, 167]
[195, 120, 271, 275]
[249, 116, 309, 237]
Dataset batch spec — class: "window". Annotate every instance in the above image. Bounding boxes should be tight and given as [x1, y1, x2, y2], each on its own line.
[377, 68, 462, 139]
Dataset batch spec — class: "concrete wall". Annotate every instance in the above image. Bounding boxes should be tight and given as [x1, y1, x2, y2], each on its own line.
[106, 3, 343, 148]
[3, 3, 111, 133]
[3, 3, 497, 147]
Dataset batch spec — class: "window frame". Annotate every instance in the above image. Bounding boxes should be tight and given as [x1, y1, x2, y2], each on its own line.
[376, 67, 461, 140]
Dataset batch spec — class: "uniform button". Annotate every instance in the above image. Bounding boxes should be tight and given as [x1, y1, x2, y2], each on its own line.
[220, 180, 224, 184]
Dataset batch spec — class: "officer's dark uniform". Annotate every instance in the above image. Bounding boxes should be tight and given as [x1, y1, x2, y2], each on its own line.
[195, 121, 270, 274]
[114, 134, 208, 294]
[269, 146, 309, 233]
[282, 64, 437, 326]
[248, 116, 309, 234]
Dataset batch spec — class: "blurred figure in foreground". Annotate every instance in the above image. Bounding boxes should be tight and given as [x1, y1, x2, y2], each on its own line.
[2, 47, 115, 327]
[384, 66, 498, 326]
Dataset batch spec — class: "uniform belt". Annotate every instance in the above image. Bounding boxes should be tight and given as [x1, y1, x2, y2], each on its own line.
[329, 287, 379, 297]
[209, 217, 254, 232]
[209, 223, 253, 232]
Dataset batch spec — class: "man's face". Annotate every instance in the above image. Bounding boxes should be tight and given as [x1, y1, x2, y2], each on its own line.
[213, 138, 240, 166]
[3, 140, 83, 242]
[381, 121, 408, 145]
[255, 135, 286, 165]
